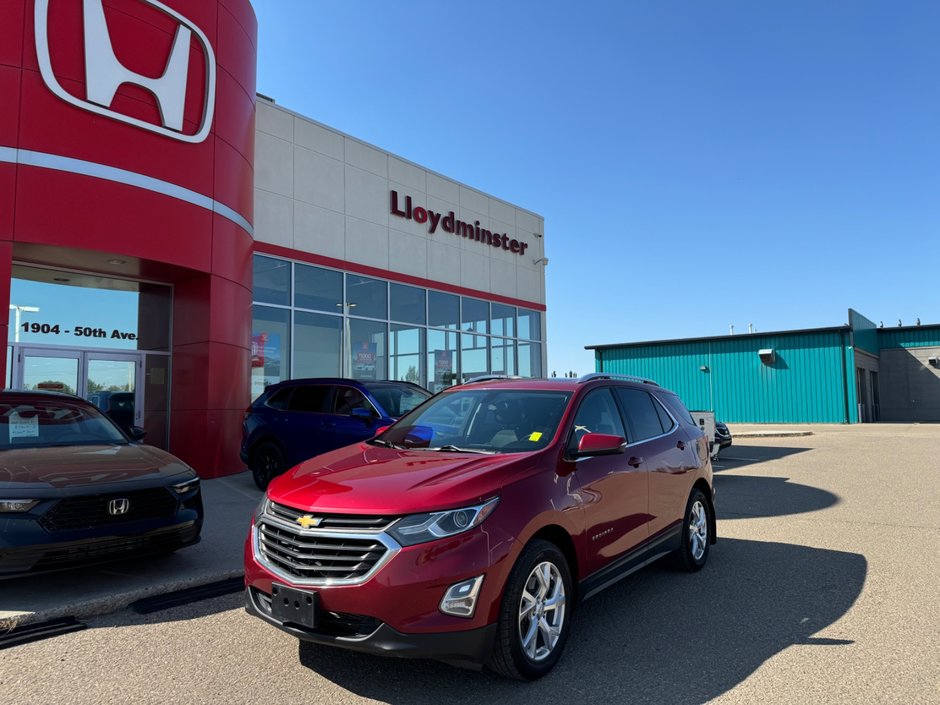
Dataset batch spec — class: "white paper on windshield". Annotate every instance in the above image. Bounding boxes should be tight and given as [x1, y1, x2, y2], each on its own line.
[9, 413, 40, 441]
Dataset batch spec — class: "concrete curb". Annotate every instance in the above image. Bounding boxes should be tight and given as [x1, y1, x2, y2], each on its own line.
[732, 431, 814, 438]
[1, 569, 245, 631]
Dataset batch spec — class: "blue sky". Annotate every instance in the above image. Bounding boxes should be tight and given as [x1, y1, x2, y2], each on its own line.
[252, 0, 940, 377]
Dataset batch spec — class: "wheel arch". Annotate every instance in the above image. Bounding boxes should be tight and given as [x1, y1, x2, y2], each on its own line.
[528, 525, 579, 600]
[693, 478, 717, 545]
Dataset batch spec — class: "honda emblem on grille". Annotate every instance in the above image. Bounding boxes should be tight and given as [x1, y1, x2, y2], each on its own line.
[108, 498, 131, 516]
[296, 515, 322, 529]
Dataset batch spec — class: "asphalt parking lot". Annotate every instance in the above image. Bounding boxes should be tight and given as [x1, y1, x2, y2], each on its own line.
[1, 424, 938, 704]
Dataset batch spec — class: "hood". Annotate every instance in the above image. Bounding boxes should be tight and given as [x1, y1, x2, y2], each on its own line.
[0, 444, 194, 489]
[268, 442, 538, 515]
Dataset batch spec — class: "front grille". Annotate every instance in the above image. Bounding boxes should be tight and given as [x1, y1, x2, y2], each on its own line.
[257, 519, 389, 582]
[39, 488, 179, 532]
[266, 501, 396, 531]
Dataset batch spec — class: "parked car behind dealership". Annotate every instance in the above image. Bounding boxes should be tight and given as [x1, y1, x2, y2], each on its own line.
[244, 373, 716, 679]
[242, 378, 431, 490]
[0, 391, 202, 578]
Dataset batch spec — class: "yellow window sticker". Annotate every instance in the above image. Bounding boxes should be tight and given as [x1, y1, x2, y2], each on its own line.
[528, 432, 543, 442]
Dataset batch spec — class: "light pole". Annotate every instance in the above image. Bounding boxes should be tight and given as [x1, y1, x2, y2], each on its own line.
[9, 305, 40, 343]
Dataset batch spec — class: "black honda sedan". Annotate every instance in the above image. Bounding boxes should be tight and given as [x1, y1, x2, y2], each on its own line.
[0, 391, 203, 577]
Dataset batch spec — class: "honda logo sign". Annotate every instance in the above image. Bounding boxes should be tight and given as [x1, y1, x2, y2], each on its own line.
[108, 498, 131, 516]
[34, 0, 217, 143]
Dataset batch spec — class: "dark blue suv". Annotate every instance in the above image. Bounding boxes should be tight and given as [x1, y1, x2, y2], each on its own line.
[241, 378, 431, 489]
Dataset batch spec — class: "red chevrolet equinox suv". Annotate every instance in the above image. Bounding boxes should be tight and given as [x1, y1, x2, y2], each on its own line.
[244, 374, 716, 680]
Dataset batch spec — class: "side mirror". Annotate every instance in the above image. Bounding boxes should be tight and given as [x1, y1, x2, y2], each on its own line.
[373, 425, 391, 437]
[351, 407, 376, 423]
[129, 426, 147, 442]
[573, 432, 625, 458]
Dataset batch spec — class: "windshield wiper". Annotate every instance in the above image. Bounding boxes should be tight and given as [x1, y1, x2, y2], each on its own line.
[427, 445, 495, 454]
[369, 438, 404, 449]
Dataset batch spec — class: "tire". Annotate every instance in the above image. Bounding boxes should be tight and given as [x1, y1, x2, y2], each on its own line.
[250, 442, 285, 491]
[486, 539, 573, 681]
[672, 488, 711, 572]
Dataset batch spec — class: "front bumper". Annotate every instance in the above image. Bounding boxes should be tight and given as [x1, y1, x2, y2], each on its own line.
[245, 586, 496, 666]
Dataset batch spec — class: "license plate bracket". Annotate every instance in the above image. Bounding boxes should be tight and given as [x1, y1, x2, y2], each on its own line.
[270, 583, 318, 629]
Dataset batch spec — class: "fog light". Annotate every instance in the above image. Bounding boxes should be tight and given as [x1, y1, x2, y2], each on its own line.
[440, 575, 484, 618]
[0, 499, 38, 513]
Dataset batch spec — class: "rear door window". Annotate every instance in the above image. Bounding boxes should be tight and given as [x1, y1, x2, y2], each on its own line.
[287, 385, 330, 413]
[614, 388, 666, 442]
[332, 387, 373, 416]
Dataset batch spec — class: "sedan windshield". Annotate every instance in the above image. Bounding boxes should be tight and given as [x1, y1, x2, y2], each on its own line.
[377, 389, 572, 454]
[0, 399, 129, 450]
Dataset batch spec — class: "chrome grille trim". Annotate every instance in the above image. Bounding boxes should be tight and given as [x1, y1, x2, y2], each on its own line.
[266, 501, 398, 532]
[253, 512, 401, 587]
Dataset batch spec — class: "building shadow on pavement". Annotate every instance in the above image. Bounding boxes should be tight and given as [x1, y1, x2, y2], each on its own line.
[296, 538, 866, 705]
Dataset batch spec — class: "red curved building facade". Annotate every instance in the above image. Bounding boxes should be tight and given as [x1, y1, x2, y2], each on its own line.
[1, 0, 257, 477]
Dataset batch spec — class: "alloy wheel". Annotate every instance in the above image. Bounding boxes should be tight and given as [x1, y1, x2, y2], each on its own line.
[518, 561, 567, 662]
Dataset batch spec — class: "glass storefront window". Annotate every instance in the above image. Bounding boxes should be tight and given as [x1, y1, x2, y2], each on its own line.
[491, 338, 516, 376]
[295, 264, 342, 313]
[349, 318, 386, 380]
[253, 255, 290, 306]
[491, 303, 515, 338]
[518, 342, 542, 378]
[389, 324, 424, 383]
[461, 332, 488, 381]
[252, 305, 291, 398]
[390, 284, 426, 325]
[427, 329, 458, 392]
[294, 311, 342, 378]
[461, 297, 488, 334]
[346, 275, 387, 320]
[428, 291, 459, 329]
[518, 309, 541, 341]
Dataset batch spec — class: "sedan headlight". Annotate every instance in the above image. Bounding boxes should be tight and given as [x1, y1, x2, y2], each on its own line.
[388, 498, 499, 547]
[171, 477, 200, 495]
[0, 499, 39, 513]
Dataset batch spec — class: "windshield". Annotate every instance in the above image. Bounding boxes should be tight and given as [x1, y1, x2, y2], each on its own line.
[0, 399, 129, 450]
[377, 389, 571, 454]
[362, 383, 431, 418]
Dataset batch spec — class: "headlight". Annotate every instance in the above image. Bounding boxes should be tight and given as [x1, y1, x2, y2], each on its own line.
[0, 499, 39, 513]
[171, 477, 200, 495]
[388, 498, 499, 547]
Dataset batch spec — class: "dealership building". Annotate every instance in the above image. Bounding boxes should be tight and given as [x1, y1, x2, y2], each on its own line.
[1, 0, 547, 477]
[588, 309, 940, 424]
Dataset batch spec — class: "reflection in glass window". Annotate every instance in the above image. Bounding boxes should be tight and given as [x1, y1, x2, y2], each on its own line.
[518, 309, 541, 341]
[518, 342, 542, 378]
[491, 303, 515, 338]
[390, 284, 426, 325]
[253, 255, 290, 306]
[346, 275, 387, 320]
[461, 332, 488, 381]
[295, 264, 342, 312]
[294, 311, 342, 378]
[427, 329, 458, 392]
[428, 291, 459, 329]
[491, 338, 516, 376]
[389, 324, 423, 384]
[349, 319, 386, 380]
[461, 298, 488, 334]
[252, 305, 291, 399]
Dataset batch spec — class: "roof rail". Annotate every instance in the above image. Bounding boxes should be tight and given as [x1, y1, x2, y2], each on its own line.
[464, 375, 524, 384]
[577, 372, 659, 386]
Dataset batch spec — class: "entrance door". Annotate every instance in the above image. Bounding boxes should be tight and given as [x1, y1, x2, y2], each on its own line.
[13, 348, 143, 434]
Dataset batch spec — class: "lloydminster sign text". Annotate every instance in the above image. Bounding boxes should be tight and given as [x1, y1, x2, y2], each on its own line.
[390, 191, 529, 256]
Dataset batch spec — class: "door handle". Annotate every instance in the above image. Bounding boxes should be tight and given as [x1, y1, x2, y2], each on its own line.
[677, 440, 686, 450]
[627, 456, 643, 468]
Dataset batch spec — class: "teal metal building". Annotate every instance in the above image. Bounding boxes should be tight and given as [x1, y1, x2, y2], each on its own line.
[587, 310, 940, 424]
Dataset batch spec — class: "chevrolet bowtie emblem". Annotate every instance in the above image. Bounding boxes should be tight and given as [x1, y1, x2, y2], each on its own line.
[296, 515, 322, 529]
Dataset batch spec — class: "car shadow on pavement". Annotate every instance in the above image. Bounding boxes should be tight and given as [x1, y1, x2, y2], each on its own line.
[714, 473, 839, 518]
[296, 538, 866, 705]
[712, 445, 811, 471]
